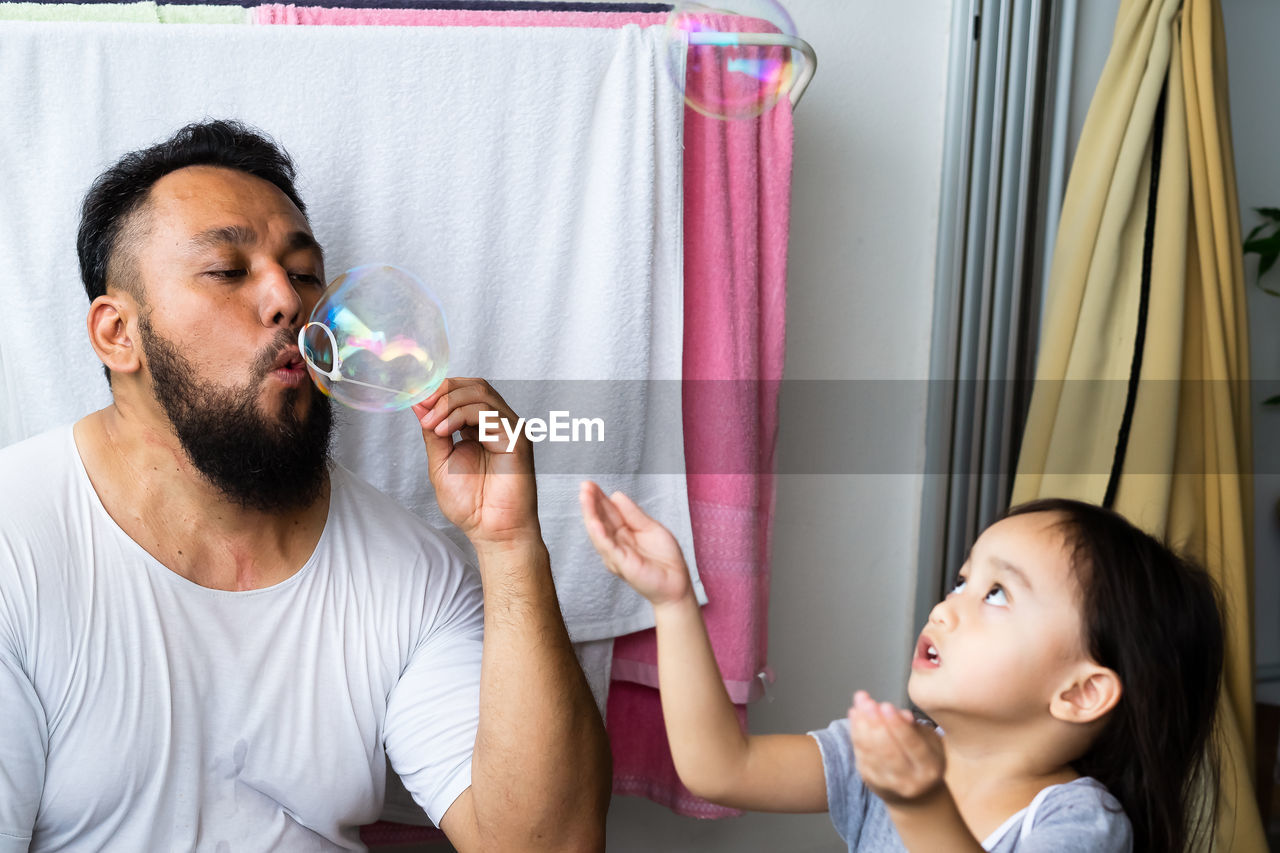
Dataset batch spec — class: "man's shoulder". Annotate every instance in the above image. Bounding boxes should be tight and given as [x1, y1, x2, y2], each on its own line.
[326, 463, 475, 571]
[0, 424, 74, 469]
[0, 426, 80, 609]
[0, 425, 78, 512]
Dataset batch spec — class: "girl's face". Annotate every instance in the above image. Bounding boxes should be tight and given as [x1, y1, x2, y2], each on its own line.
[907, 511, 1093, 723]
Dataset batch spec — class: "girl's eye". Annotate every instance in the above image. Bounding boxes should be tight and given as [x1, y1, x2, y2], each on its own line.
[984, 585, 1008, 607]
[948, 577, 967, 595]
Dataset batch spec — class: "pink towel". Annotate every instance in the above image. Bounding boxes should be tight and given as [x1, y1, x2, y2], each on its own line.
[607, 23, 793, 815]
[257, 4, 794, 828]
[253, 4, 666, 27]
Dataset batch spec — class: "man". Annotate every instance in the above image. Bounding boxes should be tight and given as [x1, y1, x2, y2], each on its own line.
[0, 120, 610, 851]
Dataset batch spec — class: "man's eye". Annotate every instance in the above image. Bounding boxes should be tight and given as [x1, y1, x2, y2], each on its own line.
[290, 272, 323, 285]
[984, 585, 1008, 607]
[207, 269, 245, 280]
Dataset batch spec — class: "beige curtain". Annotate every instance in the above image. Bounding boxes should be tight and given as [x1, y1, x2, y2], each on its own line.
[1011, 0, 1263, 849]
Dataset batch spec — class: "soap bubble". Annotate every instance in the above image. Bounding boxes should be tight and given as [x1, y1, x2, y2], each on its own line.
[665, 0, 802, 120]
[299, 264, 449, 413]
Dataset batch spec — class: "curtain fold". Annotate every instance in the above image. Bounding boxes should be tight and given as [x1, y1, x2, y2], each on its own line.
[1012, 0, 1262, 848]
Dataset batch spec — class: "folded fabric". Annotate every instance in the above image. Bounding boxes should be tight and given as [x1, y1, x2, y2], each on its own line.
[254, 3, 664, 26]
[0, 3, 250, 23]
[256, 0, 671, 8]
[158, 4, 251, 23]
[0, 2, 158, 20]
[19, 0, 669, 6]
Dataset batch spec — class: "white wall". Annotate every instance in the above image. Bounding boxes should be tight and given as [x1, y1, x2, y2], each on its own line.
[600, 2, 953, 850]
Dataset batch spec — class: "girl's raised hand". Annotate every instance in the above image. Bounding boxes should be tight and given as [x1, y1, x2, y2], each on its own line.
[579, 481, 692, 607]
[849, 690, 947, 809]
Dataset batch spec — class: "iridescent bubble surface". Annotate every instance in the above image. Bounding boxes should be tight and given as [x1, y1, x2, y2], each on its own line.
[664, 0, 800, 120]
[299, 264, 449, 413]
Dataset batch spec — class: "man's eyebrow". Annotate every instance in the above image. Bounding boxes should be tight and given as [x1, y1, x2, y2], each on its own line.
[285, 230, 325, 263]
[187, 225, 257, 251]
[185, 226, 324, 263]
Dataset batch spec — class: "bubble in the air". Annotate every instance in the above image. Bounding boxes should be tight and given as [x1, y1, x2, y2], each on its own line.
[299, 264, 449, 413]
[664, 0, 801, 120]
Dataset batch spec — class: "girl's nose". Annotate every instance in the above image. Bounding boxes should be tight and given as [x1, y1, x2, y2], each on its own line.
[928, 597, 956, 629]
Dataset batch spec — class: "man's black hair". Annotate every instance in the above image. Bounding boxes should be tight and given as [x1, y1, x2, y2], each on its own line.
[76, 120, 308, 382]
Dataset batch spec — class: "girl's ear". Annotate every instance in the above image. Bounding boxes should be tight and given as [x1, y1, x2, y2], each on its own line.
[1049, 665, 1122, 724]
[88, 294, 142, 377]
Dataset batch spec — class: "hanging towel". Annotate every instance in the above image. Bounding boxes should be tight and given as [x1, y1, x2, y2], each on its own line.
[0, 3, 250, 24]
[254, 3, 664, 27]
[0, 2, 158, 20]
[0, 19, 700, 640]
[17, 0, 667, 7]
[258, 0, 670, 9]
[158, 5, 252, 23]
[607, 10, 795, 817]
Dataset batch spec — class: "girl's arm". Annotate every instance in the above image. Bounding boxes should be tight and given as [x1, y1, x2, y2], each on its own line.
[579, 482, 827, 812]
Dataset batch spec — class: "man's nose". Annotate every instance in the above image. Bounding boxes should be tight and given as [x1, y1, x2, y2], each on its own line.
[259, 265, 304, 328]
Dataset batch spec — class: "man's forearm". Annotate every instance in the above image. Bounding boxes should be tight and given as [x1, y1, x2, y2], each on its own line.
[469, 537, 610, 850]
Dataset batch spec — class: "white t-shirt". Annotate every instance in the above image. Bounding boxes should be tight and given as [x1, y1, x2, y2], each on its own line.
[0, 426, 485, 852]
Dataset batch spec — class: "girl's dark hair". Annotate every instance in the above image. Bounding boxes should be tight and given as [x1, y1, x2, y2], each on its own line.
[1003, 498, 1224, 853]
[76, 119, 307, 383]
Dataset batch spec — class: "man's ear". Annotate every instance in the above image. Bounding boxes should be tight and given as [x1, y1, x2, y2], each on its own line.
[87, 294, 142, 377]
[1049, 665, 1122, 725]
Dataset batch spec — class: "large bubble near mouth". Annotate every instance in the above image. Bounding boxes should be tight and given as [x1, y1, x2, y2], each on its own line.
[299, 264, 449, 413]
[664, 0, 801, 120]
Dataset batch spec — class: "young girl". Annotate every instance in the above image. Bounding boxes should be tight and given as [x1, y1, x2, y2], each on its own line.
[580, 483, 1224, 852]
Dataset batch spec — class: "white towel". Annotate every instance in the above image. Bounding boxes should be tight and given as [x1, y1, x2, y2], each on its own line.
[0, 21, 704, 643]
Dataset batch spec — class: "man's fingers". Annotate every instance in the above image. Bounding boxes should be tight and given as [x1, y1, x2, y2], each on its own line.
[430, 402, 509, 439]
[420, 377, 502, 411]
[413, 402, 457, 474]
[419, 378, 514, 433]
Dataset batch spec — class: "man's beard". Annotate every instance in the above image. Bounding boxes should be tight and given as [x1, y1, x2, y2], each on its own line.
[139, 315, 333, 513]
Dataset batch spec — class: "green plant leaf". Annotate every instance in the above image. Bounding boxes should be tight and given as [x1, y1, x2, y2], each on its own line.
[1261, 251, 1279, 279]
[1264, 394, 1280, 407]
[1246, 221, 1274, 244]
[1245, 210, 1280, 296]
[1244, 232, 1280, 254]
